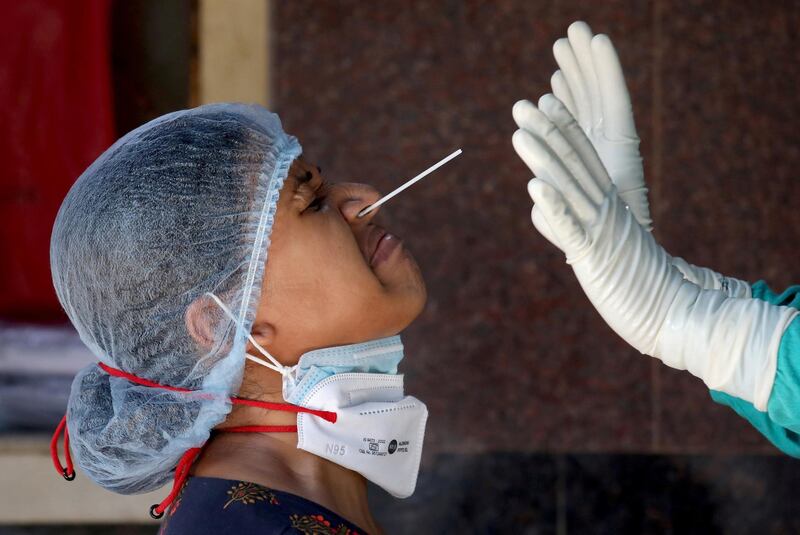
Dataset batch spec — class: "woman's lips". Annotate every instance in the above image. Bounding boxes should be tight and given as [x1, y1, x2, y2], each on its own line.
[370, 232, 402, 266]
[359, 224, 404, 268]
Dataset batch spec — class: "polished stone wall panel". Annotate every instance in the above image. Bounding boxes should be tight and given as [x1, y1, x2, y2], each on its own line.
[274, 0, 800, 455]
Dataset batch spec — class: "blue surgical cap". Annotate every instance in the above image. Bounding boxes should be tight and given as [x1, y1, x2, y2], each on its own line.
[49, 103, 302, 494]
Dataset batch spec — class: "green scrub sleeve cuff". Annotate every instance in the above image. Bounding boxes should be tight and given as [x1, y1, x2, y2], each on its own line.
[708, 280, 800, 457]
[750, 279, 800, 308]
[709, 389, 800, 457]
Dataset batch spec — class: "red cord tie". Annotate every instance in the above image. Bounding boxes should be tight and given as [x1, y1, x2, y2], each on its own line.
[50, 414, 74, 481]
[50, 362, 337, 520]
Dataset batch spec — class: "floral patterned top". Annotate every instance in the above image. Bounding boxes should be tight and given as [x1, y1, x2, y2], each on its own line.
[157, 476, 367, 535]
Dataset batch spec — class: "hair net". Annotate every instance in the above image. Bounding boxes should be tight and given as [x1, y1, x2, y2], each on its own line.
[50, 103, 302, 494]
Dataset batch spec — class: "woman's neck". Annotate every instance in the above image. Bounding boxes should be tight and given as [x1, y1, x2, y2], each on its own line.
[191, 382, 383, 534]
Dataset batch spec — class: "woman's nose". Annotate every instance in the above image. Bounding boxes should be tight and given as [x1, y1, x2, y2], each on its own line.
[330, 183, 382, 223]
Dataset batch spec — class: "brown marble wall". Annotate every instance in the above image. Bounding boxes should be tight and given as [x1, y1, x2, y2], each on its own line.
[273, 0, 800, 456]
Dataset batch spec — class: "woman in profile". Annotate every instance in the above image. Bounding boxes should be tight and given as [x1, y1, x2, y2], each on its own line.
[49, 104, 429, 534]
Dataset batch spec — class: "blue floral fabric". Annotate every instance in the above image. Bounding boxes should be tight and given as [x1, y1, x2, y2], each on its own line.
[158, 476, 367, 535]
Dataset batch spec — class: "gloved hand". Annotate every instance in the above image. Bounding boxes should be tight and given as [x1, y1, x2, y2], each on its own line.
[514, 21, 751, 298]
[550, 21, 650, 230]
[511, 95, 797, 410]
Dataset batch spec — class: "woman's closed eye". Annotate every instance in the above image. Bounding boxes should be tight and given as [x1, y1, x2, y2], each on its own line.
[305, 180, 329, 212]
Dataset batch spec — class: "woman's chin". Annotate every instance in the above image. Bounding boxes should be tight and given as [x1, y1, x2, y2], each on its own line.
[372, 245, 421, 286]
[380, 267, 427, 326]
[363, 236, 426, 319]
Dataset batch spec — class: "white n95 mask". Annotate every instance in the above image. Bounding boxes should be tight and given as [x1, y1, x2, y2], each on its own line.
[206, 292, 429, 498]
[296, 372, 428, 498]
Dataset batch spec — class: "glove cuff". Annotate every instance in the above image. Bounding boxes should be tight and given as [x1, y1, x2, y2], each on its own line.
[669, 256, 751, 298]
[654, 283, 797, 410]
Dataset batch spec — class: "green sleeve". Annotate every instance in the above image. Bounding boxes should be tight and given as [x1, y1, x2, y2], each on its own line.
[750, 279, 800, 308]
[709, 280, 800, 457]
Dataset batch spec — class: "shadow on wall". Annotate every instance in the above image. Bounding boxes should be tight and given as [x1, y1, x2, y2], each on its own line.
[370, 452, 800, 534]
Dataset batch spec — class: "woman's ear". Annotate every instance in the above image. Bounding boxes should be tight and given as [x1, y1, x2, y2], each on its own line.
[186, 296, 278, 353]
[185, 296, 220, 349]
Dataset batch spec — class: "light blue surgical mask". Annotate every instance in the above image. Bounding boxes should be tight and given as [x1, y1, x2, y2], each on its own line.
[283, 336, 404, 404]
[206, 293, 404, 404]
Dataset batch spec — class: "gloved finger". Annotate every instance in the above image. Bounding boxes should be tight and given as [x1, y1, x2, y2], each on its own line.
[537, 94, 614, 198]
[553, 38, 592, 130]
[528, 179, 589, 259]
[532, 202, 563, 250]
[567, 21, 602, 129]
[591, 34, 637, 140]
[514, 99, 604, 205]
[550, 70, 577, 118]
[512, 127, 596, 224]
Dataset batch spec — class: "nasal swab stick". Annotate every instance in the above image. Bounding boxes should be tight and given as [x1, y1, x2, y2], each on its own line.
[357, 149, 463, 218]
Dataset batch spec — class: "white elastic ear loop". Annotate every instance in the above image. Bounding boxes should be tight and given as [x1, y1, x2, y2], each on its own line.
[244, 338, 287, 376]
[204, 292, 290, 377]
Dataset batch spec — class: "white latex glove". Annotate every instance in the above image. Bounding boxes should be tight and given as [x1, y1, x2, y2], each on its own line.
[512, 96, 797, 410]
[515, 21, 751, 298]
[551, 21, 650, 230]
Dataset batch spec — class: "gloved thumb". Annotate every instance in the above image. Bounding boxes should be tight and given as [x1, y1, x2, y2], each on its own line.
[528, 179, 589, 261]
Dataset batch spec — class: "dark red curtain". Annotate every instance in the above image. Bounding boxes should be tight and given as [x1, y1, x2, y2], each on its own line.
[0, 0, 114, 322]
